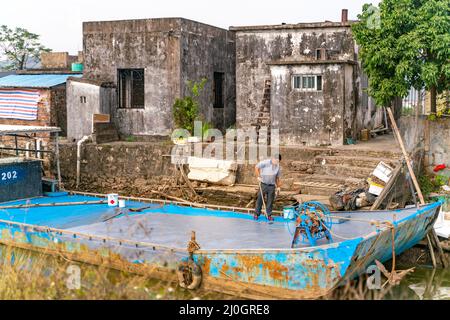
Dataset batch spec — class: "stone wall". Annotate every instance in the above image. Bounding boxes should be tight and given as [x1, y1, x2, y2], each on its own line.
[59, 141, 177, 190]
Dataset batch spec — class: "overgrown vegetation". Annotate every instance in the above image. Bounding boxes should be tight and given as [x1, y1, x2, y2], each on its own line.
[173, 79, 208, 135]
[0, 245, 229, 300]
[352, 0, 450, 112]
[418, 173, 449, 200]
[0, 25, 51, 70]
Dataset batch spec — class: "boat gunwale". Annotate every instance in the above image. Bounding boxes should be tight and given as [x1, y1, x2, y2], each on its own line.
[0, 195, 441, 255]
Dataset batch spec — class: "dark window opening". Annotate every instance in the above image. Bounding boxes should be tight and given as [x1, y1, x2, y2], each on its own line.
[315, 48, 327, 60]
[80, 96, 87, 104]
[316, 49, 322, 60]
[316, 76, 322, 91]
[118, 69, 145, 109]
[213, 72, 224, 108]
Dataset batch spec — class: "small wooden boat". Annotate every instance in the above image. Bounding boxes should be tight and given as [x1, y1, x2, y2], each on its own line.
[0, 191, 442, 299]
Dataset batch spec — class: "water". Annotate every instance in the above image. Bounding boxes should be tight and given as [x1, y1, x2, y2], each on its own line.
[386, 268, 450, 300]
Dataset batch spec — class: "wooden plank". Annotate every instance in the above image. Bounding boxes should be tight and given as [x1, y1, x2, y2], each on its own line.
[387, 107, 425, 205]
[92, 113, 110, 124]
[370, 164, 403, 211]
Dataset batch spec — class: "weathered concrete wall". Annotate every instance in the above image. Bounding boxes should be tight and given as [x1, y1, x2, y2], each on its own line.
[83, 18, 182, 137]
[270, 62, 356, 146]
[82, 18, 236, 136]
[67, 80, 117, 141]
[67, 81, 101, 141]
[400, 116, 450, 173]
[233, 24, 356, 132]
[180, 20, 236, 131]
[231, 23, 370, 146]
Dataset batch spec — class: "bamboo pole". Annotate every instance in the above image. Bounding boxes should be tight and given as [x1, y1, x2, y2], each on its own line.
[427, 234, 437, 269]
[387, 107, 425, 205]
[0, 200, 107, 210]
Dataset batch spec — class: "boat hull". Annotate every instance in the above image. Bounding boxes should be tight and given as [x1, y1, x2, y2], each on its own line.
[0, 201, 442, 299]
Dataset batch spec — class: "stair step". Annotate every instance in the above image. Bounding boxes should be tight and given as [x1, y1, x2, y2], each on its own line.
[332, 148, 401, 160]
[295, 174, 363, 186]
[314, 155, 397, 168]
[294, 181, 342, 196]
[313, 164, 373, 179]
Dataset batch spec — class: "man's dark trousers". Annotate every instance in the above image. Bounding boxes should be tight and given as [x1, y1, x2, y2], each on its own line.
[256, 183, 275, 217]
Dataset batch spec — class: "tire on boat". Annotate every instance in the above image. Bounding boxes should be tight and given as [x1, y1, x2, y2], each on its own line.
[177, 259, 202, 290]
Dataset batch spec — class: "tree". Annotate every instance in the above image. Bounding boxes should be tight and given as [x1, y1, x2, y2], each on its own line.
[0, 25, 51, 70]
[173, 78, 207, 134]
[352, 0, 450, 113]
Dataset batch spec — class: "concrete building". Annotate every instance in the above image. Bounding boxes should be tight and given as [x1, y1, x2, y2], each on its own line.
[231, 10, 371, 146]
[67, 18, 236, 141]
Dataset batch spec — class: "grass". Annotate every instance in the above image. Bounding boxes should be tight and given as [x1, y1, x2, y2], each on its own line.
[0, 245, 228, 300]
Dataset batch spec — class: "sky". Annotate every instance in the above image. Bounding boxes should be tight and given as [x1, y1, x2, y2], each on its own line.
[0, 0, 380, 55]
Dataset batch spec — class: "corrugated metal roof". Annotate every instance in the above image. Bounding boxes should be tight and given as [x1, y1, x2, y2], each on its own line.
[0, 124, 61, 135]
[0, 74, 82, 88]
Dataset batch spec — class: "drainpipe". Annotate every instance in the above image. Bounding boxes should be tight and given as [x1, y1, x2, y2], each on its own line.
[36, 139, 43, 159]
[76, 135, 91, 189]
[25, 142, 31, 158]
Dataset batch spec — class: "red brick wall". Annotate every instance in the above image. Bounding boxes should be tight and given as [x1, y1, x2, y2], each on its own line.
[0, 89, 52, 150]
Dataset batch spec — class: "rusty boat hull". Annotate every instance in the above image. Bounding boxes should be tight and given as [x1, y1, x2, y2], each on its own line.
[0, 193, 442, 299]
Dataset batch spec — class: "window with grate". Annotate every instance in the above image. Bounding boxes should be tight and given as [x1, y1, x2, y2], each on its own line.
[118, 69, 145, 109]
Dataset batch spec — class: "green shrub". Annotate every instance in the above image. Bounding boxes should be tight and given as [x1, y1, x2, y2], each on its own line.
[173, 79, 207, 134]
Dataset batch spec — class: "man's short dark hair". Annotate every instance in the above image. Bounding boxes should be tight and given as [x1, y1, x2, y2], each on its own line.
[273, 154, 282, 161]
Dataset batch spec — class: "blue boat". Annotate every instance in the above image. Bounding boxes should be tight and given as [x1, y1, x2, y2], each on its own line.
[0, 126, 442, 299]
[0, 191, 442, 299]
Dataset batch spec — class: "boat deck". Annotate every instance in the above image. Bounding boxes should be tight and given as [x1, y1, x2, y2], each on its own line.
[0, 195, 419, 250]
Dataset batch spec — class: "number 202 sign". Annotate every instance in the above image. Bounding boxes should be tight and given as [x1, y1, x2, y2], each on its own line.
[0, 168, 21, 185]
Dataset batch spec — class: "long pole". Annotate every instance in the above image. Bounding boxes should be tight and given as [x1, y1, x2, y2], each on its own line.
[55, 132, 62, 190]
[387, 107, 425, 205]
[258, 182, 269, 220]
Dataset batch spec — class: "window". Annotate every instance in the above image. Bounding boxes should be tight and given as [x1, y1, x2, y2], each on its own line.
[80, 96, 87, 104]
[316, 49, 322, 60]
[292, 75, 323, 91]
[118, 69, 145, 109]
[315, 48, 327, 60]
[213, 72, 224, 108]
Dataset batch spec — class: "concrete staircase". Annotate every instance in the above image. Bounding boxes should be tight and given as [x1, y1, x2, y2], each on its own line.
[93, 122, 119, 144]
[290, 149, 400, 196]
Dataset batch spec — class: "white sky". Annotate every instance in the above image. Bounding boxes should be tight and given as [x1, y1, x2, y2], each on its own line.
[0, 0, 380, 55]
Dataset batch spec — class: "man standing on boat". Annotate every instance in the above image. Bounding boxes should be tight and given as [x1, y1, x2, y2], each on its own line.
[254, 154, 282, 221]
